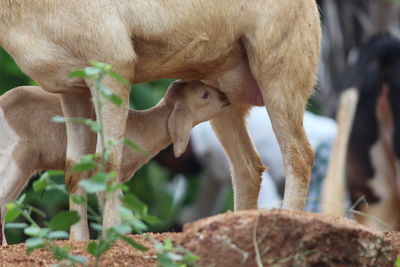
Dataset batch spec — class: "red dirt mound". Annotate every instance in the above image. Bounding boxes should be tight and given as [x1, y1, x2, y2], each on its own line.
[0, 210, 398, 266]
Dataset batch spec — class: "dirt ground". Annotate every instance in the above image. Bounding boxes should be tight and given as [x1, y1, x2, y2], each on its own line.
[0, 232, 183, 266]
[0, 211, 399, 266]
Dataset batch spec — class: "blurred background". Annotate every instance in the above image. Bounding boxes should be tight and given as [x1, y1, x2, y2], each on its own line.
[1, 0, 400, 243]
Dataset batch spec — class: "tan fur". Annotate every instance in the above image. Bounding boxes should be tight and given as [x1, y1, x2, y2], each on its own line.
[0, 82, 229, 243]
[0, 0, 321, 235]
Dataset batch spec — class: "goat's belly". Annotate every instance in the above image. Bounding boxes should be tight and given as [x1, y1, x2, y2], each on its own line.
[132, 37, 243, 83]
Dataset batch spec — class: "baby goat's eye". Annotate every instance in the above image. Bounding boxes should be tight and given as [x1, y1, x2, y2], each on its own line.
[202, 92, 209, 99]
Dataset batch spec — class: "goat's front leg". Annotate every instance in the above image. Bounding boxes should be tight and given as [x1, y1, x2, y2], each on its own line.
[88, 77, 130, 234]
[60, 92, 95, 240]
[210, 106, 265, 210]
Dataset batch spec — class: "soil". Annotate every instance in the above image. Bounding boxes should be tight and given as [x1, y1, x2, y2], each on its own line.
[0, 232, 183, 267]
[0, 211, 399, 267]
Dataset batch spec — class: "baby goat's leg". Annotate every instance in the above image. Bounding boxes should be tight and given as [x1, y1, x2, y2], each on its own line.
[88, 77, 130, 233]
[210, 106, 264, 210]
[0, 154, 36, 245]
[59, 92, 94, 240]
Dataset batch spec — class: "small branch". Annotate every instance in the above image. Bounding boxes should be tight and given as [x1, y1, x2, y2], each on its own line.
[253, 212, 263, 267]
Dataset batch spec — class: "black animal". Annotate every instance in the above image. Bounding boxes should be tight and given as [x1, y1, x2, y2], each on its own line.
[345, 34, 400, 230]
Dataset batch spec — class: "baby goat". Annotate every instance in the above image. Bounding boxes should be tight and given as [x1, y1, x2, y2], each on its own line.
[0, 81, 229, 244]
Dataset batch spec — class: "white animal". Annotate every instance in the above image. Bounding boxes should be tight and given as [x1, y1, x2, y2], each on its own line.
[0, 81, 229, 244]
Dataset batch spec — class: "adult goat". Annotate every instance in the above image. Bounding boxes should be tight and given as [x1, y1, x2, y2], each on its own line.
[0, 0, 321, 240]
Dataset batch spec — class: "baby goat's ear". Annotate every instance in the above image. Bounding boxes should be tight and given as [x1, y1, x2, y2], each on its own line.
[168, 103, 193, 158]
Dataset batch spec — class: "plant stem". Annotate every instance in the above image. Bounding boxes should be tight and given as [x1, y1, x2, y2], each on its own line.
[94, 74, 107, 173]
[19, 208, 38, 227]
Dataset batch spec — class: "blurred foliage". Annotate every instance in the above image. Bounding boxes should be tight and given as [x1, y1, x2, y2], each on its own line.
[0, 48, 34, 94]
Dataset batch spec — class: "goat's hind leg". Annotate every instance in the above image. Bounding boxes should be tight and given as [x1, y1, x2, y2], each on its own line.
[262, 84, 314, 211]
[244, 21, 320, 211]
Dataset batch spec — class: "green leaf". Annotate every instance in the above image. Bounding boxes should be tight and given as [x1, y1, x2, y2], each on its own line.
[123, 138, 151, 157]
[108, 93, 123, 107]
[79, 172, 116, 194]
[72, 194, 86, 204]
[122, 193, 147, 216]
[84, 66, 101, 76]
[95, 239, 112, 257]
[5, 203, 21, 222]
[119, 235, 148, 251]
[26, 237, 45, 252]
[24, 226, 41, 237]
[47, 170, 65, 176]
[69, 254, 87, 263]
[164, 239, 174, 251]
[100, 84, 123, 106]
[87, 241, 98, 256]
[107, 138, 119, 147]
[396, 258, 400, 267]
[92, 172, 113, 183]
[166, 252, 183, 261]
[70, 118, 101, 132]
[86, 120, 101, 132]
[72, 159, 98, 172]
[111, 224, 132, 235]
[48, 231, 69, 240]
[68, 69, 88, 78]
[33, 172, 53, 192]
[50, 245, 71, 261]
[118, 206, 147, 232]
[5, 222, 28, 229]
[52, 116, 67, 123]
[49, 211, 80, 231]
[81, 154, 97, 161]
[90, 222, 102, 232]
[6, 204, 23, 221]
[44, 184, 68, 194]
[106, 182, 128, 193]
[79, 179, 107, 194]
[90, 61, 111, 71]
[142, 214, 162, 225]
[183, 252, 201, 265]
[16, 194, 26, 205]
[109, 71, 130, 86]
[156, 254, 179, 267]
